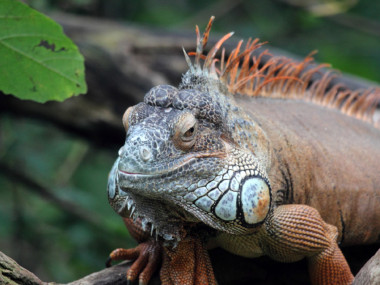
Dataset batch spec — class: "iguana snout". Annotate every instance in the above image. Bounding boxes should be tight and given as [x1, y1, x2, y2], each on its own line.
[118, 123, 167, 175]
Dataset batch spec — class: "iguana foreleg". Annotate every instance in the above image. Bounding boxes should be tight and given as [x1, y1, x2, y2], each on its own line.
[260, 204, 354, 285]
[107, 218, 217, 285]
[161, 235, 216, 285]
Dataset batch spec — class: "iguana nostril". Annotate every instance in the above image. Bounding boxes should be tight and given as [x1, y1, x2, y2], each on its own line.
[140, 146, 152, 162]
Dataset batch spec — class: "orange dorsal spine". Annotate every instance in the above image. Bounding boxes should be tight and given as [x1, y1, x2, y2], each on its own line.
[186, 16, 380, 128]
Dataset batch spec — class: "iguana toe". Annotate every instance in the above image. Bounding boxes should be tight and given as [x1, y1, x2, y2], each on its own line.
[107, 240, 162, 284]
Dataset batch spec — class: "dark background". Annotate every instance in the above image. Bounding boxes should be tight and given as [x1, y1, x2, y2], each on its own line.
[0, 0, 379, 283]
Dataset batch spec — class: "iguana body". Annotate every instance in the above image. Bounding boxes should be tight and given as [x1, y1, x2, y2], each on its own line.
[107, 17, 380, 285]
[235, 96, 380, 246]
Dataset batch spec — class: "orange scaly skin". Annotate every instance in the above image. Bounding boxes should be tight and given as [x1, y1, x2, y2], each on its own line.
[261, 205, 354, 285]
[107, 17, 380, 284]
[161, 236, 216, 285]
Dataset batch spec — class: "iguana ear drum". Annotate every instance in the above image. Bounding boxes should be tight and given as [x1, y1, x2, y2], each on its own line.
[212, 174, 271, 228]
[239, 177, 271, 225]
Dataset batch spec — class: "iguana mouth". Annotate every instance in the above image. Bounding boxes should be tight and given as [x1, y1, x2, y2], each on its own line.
[118, 170, 151, 176]
[118, 150, 226, 179]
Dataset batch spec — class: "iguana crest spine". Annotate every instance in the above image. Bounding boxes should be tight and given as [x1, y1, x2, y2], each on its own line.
[183, 16, 380, 127]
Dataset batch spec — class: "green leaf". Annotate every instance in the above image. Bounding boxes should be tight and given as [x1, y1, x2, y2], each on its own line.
[0, 0, 87, 102]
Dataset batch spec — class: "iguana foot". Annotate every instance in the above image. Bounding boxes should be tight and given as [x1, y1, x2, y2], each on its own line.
[106, 239, 162, 285]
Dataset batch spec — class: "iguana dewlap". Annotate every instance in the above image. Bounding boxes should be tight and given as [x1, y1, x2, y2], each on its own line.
[107, 17, 380, 285]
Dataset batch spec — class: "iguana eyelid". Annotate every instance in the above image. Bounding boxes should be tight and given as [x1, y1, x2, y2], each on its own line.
[173, 112, 198, 151]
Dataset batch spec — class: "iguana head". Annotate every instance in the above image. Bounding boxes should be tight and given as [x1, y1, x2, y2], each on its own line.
[108, 84, 271, 242]
[108, 17, 272, 243]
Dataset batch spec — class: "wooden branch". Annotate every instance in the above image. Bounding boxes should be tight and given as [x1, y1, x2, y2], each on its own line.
[0, 250, 161, 285]
[67, 261, 161, 285]
[1, 246, 379, 284]
[353, 249, 380, 285]
[0, 251, 43, 285]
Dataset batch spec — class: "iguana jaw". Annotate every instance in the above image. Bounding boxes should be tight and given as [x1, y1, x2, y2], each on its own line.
[115, 143, 272, 237]
[118, 150, 226, 179]
[108, 158, 196, 244]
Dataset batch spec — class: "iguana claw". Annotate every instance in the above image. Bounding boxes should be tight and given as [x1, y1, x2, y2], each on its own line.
[107, 239, 162, 285]
[105, 256, 112, 268]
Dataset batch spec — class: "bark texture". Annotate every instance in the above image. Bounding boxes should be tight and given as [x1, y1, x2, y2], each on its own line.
[353, 249, 380, 285]
[0, 251, 43, 285]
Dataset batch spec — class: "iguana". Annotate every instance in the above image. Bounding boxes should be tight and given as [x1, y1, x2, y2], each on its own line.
[106, 17, 380, 285]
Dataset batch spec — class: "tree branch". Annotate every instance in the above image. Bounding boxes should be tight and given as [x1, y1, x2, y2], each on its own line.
[2, 246, 379, 284]
[353, 249, 380, 285]
[0, 251, 43, 285]
[67, 261, 161, 285]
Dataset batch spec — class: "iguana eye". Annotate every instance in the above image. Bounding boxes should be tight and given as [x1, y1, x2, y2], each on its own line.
[173, 112, 198, 151]
[183, 126, 195, 138]
[122, 106, 134, 132]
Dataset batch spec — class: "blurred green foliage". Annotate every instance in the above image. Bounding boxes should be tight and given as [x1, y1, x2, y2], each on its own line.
[0, 115, 136, 281]
[1, 0, 379, 282]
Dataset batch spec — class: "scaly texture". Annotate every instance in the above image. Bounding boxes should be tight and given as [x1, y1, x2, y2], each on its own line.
[107, 16, 380, 285]
[161, 236, 216, 285]
[309, 242, 354, 285]
[260, 205, 354, 284]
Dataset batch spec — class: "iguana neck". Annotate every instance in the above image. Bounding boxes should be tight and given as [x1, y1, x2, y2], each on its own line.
[227, 96, 272, 173]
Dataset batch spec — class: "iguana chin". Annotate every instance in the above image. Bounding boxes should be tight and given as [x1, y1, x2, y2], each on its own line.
[107, 16, 380, 285]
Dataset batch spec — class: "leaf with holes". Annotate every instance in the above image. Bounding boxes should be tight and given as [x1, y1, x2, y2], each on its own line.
[0, 0, 87, 102]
